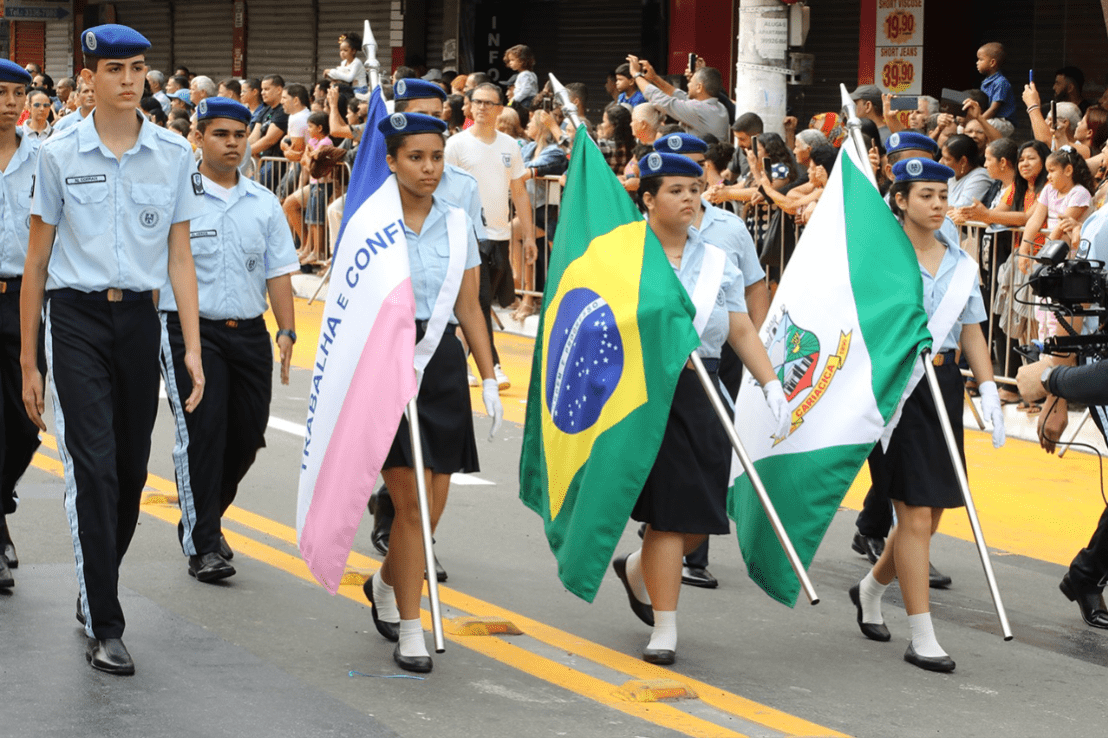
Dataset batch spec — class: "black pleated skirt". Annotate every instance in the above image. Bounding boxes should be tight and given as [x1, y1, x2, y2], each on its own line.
[868, 360, 965, 509]
[631, 367, 731, 534]
[383, 330, 480, 475]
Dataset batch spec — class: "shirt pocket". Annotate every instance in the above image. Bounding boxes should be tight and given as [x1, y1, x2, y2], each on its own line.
[65, 180, 109, 235]
[230, 228, 267, 278]
[130, 182, 173, 231]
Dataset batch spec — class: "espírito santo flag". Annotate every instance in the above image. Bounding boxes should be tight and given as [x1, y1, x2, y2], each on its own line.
[728, 139, 932, 607]
[520, 129, 700, 602]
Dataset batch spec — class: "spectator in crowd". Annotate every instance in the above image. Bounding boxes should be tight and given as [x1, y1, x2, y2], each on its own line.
[1020, 146, 1095, 267]
[53, 76, 73, 115]
[167, 118, 191, 139]
[21, 88, 51, 141]
[218, 78, 241, 102]
[964, 117, 988, 158]
[597, 104, 635, 176]
[140, 96, 168, 127]
[604, 70, 620, 105]
[451, 74, 467, 94]
[849, 84, 891, 144]
[1055, 104, 1108, 161]
[793, 128, 829, 172]
[174, 65, 192, 79]
[630, 101, 663, 145]
[284, 111, 334, 265]
[443, 94, 465, 135]
[463, 72, 491, 93]
[614, 63, 645, 109]
[311, 80, 330, 111]
[165, 74, 188, 96]
[723, 111, 763, 180]
[147, 69, 170, 114]
[504, 44, 538, 114]
[280, 83, 312, 163]
[626, 54, 729, 141]
[906, 96, 938, 132]
[190, 75, 217, 108]
[941, 133, 993, 208]
[496, 107, 526, 143]
[325, 31, 368, 89]
[976, 43, 1016, 121]
[249, 74, 289, 191]
[22, 62, 40, 77]
[52, 77, 94, 133]
[242, 77, 263, 124]
[169, 89, 194, 113]
[1055, 66, 1087, 113]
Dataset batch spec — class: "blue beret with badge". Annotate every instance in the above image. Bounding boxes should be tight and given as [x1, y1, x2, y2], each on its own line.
[196, 96, 250, 124]
[394, 78, 447, 102]
[81, 24, 151, 58]
[652, 132, 707, 155]
[892, 157, 955, 183]
[376, 111, 448, 137]
[638, 151, 704, 179]
[886, 131, 938, 158]
[0, 59, 31, 85]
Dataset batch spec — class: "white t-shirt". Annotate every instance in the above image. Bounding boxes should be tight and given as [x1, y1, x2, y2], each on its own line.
[444, 129, 526, 240]
[287, 108, 310, 140]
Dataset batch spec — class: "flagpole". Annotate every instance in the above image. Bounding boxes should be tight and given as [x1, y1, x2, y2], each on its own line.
[406, 398, 447, 652]
[549, 73, 584, 135]
[1057, 407, 1091, 459]
[688, 353, 820, 605]
[839, 85, 879, 189]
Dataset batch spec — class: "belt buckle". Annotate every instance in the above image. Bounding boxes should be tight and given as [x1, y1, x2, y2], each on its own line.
[107, 288, 123, 302]
[0, 281, 7, 294]
[933, 353, 944, 366]
[225, 319, 238, 329]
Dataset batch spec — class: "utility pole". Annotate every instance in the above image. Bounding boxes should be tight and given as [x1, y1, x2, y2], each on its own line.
[735, 0, 790, 136]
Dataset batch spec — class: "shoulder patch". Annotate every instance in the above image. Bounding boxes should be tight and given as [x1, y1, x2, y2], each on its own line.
[192, 172, 205, 196]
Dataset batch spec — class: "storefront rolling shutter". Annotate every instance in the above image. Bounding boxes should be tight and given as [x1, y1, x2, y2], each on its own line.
[247, 0, 316, 85]
[113, 1, 172, 75]
[174, 1, 234, 79]
[425, 0, 445, 70]
[12, 21, 46, 70]
[44, 17, 72, 79]
[316, 0, 392, 82]
[785, 0, 859, 126]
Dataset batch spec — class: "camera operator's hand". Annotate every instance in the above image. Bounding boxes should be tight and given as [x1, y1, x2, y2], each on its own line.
[1039, 396, 1068, 454]
[979, 381, 1007, 448]
[1016, 358, 1052, 402]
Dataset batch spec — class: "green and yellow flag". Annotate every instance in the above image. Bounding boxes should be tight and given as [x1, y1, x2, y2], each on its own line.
[520, 130, 699, 602]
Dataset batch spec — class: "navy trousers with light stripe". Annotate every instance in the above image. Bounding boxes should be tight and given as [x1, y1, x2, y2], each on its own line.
[159, 312, 272, 558]
[46, 298, 160, 640]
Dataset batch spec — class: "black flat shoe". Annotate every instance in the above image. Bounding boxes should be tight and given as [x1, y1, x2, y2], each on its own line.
[393, 644, 432, 673]
[364, 574, 399, 642]
[849, 583, 891, 641]
[2, 533, 17, 569]
[424, 554, 447, 583]
[0, 556, 12, 589]
[1060, 573, 1108, 629]
[851, 531, 885, 565]
[86, 637, 135, 675]
[681, 566, 718, 589]
[642, 647, 675, 665]
[929, 563, 952, 589]
[368, 488, 393, 556]
[187, 552, 235, 583]
[76, 595, 84, 625]
[904, 643, 955, 672]
[219, 535, 234, 561]
[612, 554, 654, 626]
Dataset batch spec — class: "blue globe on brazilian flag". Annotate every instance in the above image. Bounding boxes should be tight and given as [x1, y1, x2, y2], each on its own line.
[520, 129, 699, 602]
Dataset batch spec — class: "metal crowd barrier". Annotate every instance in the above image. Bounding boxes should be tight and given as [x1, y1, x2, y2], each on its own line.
[509, 175, 561, 319]
[255, 155, 351, 269]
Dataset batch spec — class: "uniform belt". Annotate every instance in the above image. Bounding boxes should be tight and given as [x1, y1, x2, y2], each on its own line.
[199, 316, 266, 330]
[415, 320, 459, 342]
[46, 288, 152, 303]
[932, 350, 957, 367]
[0, 277, 21, 294]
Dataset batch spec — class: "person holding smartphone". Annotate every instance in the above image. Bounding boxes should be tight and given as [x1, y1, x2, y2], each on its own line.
[626, 54, 729, 141]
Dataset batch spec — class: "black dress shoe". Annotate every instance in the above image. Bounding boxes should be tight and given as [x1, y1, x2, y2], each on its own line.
[851, 531, 885, 564]
[364, 574, 399, 642]
[423, 554, 448, 583]
[368, 488, 393, 556]
[612, 554, 654, 626]
[393, 644, 432, 673]
[76, 595, 84, 625]
[2, 529, 17, 569]
[0, 556, 12, 589]
[903, 643, 955, 672]
[219, 535, 233, 561]
[187, 552, 235, 583]
[1059, 573, 1108, 629]
[929, 563, 952, 589]
[681, 566, 718, 589]
[642, 647, 675, 665]
[848, 583, 891, 641]
[86, 637, 135, 675]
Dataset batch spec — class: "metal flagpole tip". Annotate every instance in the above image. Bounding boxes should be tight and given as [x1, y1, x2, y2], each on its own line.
[839, 83, 862, 131]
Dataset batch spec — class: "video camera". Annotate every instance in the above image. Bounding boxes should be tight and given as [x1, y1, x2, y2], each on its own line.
[1021, 239, 1108, 361]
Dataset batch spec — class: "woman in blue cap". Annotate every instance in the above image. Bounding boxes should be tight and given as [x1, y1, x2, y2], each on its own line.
[363, 112, 502, 674]
[612, 151, 790, 665]
[849, 157, 1005, 673]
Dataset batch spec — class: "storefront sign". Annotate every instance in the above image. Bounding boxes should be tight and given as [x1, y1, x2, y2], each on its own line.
[874, 0, 923, 94]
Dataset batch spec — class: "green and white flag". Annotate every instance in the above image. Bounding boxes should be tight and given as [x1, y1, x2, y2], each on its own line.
[728, 141, 932, 607]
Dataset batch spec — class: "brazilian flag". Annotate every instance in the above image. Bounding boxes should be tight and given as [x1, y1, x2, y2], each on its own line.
[519, 130, 700, 602]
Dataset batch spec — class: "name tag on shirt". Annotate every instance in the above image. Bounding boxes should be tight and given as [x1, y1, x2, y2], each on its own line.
[65, 174, 107, 185]
[190, 230, 218, 239]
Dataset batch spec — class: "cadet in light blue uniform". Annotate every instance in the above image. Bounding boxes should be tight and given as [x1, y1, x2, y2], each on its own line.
[21, 25, 206, 676]
[612, 152, 789, 667]
[159, 98, 298, 584]
[0, 60, 43, 590]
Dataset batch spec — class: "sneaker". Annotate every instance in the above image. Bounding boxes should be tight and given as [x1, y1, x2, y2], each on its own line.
[494, 364, 510, 390]
[468, 369, 480, 387]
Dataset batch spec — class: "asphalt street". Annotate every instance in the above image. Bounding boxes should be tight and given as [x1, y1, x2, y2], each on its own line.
[3, 321, 1108, 737]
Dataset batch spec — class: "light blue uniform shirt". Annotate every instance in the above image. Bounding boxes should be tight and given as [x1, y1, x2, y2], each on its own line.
[692, 202, 765, 287]
[0, 131, 41, 276]
[923, 229, 987, 351]
[158, 173, 299, 319]
[404, 195, 481, 321]
[32, 112, 205, 292]
[672, 229, 746, 359]
[50, 108, 86, 134]
[438, 164, 487, 241]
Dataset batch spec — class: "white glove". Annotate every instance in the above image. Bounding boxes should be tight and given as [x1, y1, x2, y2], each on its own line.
[482, 378, 503, 440]
[762, 379, 792, 441]
[978, 380, 1006, 448]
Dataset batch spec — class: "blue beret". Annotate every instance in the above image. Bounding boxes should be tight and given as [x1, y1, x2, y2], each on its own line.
[170, 89, 194, 107]
[394, 78, 446, 102]
[638, 151, 703, 179]
[377, 112, 448, 137]
[886, 131, 938, 157]
[81, 24, 150, 59]
[0, 60, 31, 85]
[197, 96, 250, 124]
[653, 132, 707, 155]
[892, 157, 955, 184]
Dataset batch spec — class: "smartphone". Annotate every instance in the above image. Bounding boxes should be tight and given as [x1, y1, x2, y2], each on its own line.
[1051, 99, 1058, 126]
[1029, 69, 1034, 85]
[890, 96, 918, 111]
[761, 157, 773, 179]
[688, 53, 697, 72]
[751, 135, 759, 157]
[939, 87, 967, 115]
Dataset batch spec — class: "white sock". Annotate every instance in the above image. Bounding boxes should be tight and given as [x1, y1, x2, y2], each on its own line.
[372, 574, 400, 623]
[859, 571, 889, 625]
[646, 610, 677, 651]
[398, 618, 429, 657]
[625, 549, 651, 605]
[907, 612, 947, 658]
